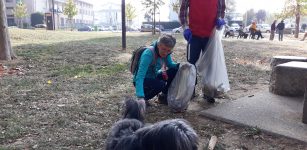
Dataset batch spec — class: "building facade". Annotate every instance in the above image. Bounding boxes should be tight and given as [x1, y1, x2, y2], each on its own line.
[5, 0, 17, 26]
[50, 0, 94, 29]
[4, 0, 94, 28]
[95, 2, 122, 30]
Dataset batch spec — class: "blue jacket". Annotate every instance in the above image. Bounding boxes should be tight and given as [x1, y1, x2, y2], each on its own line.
[133, 41, 178, 98]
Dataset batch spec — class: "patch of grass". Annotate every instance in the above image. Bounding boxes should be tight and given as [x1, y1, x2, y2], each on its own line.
[242, 126, 261, 137]
[0, 147, 11, 150]
[0, 119, 26, 143]
[0, 77, 39, 94]
[52, 63, 127, 77]
[16, 45, 54, 60]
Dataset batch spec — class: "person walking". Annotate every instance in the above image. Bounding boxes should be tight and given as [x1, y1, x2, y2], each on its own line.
[301, 32, 307, 41]
[179, 0, 226, 103]
[277, 20, 285, 41]
[270, 20, 277, 41]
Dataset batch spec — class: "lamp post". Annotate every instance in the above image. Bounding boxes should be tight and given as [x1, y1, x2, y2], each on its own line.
[153, 0, 156, 35]
[121, 0, 126, 50]
[52, 0, 55, 30]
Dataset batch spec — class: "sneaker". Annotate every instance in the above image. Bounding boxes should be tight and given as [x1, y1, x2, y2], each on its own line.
[157, 93, 168, 105]
[203, 94, 215, 103]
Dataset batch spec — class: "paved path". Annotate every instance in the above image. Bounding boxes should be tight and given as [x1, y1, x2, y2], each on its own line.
[200, 91, 307, 143]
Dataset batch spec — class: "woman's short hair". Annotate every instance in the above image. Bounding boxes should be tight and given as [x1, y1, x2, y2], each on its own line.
[157, 34, 176, 49]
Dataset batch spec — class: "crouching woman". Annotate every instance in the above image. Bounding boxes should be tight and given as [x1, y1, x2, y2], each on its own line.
[133, 34, 179, 105]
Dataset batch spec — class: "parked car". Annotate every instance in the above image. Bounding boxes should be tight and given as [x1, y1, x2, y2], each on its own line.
[34, 24, 47, 28]
[156, 25, 165, 31]
[172, 26, 183, 33]
[257, 24, 271, 33]
[229, 23, 240, 31]
[140, 24, 160, 32]
[78, 26, 94, 31]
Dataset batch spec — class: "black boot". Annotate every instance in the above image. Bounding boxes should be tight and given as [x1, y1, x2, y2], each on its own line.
[157, 93, 168, 105]
[203, 94, 215, 103]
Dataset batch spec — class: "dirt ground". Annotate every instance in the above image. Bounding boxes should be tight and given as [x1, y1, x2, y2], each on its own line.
[1, 29, 307, 150]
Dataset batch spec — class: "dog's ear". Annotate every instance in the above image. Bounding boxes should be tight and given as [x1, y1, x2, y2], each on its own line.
[122, 98, 145, 122]
[106, 119, 143, 150]
[137, 119, 199, 150]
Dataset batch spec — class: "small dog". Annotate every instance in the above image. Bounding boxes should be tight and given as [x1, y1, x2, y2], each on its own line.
[237, 30, 248, 39]
[225, 30, 235, 38]
[106, 98, 199, 150]
[122, 98, 146, 122]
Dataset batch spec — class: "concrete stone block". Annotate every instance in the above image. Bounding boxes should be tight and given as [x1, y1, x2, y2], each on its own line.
[303, 79, 307, 124]
[270, 56, 307, 69]
[269, 61, 307, 97]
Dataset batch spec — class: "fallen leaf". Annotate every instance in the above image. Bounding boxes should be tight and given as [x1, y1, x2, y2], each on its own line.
[47, 80, 52, 84]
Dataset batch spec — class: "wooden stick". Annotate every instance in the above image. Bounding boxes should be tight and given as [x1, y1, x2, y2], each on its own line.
[208, 135, 218, 150]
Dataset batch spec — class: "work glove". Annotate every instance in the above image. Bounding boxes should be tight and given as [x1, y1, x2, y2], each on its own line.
[183, 28, 192, 43]
[216, 18, 226, 30]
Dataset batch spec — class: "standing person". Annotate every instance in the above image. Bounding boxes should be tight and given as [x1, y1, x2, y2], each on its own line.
[133, 34, 179, 105]
[270, 20, 277, 41]
[301, 32, 307, 41]
[179, 0, 226, 103]
[277, 20, 285, 41]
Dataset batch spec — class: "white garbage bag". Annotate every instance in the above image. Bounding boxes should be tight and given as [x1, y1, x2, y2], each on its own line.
[196, 27, 230, 97]
[167, 63, 196, 112]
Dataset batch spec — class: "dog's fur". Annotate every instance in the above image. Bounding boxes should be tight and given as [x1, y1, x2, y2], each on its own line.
[106, 98, 199, 150]
[237, 30, 248, 39]
[122, 98, 146, 122]
[225, 30, 235, 38]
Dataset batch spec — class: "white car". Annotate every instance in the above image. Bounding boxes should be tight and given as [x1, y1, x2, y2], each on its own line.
[229, 23, 240, 31]
[172, 27, 183, 33]
[258, 24, 271, 33]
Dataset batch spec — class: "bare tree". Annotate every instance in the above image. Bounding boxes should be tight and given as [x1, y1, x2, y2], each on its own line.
[256, 9, 267, 23]
[142, 0, 165, 35]
[13, 1, 27, 28]
[243, 9, 255, 26]
[0, 0, 16, 60]
[126, 3, 137, 30]
[171, 0, 181, 14]
[277, 0, 307, 38]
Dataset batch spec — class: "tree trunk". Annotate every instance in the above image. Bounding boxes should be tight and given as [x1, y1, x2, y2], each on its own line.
[0, 0, 15, 60]
[70, 18, 73, 31]
[153, 0, 156, 35]
[295, 4, 300, 38]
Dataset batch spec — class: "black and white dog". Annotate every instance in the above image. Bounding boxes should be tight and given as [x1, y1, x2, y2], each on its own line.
[106, 98, 199, 150]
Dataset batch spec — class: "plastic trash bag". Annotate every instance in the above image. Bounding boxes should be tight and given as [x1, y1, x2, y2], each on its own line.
[196, 27, 230, 97]
[167, 62, 196, 112]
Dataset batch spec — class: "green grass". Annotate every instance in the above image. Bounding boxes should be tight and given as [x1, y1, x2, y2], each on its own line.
[242, 126, 261, 137]
[51, 63, 127, 77]
[0, 118, 26, 143]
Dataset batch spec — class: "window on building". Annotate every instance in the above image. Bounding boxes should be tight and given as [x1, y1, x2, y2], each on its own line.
[7, 18, 15, 26]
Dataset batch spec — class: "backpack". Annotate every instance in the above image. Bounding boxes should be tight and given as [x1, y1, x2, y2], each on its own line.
[129, 46, 155, 74]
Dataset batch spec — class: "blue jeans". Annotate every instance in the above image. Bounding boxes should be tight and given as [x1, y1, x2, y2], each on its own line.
[187, 35, 210, 65]
[187, 35, 210, 86]
[278, 30, 284, 41]
[134, 67, 178, 100]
